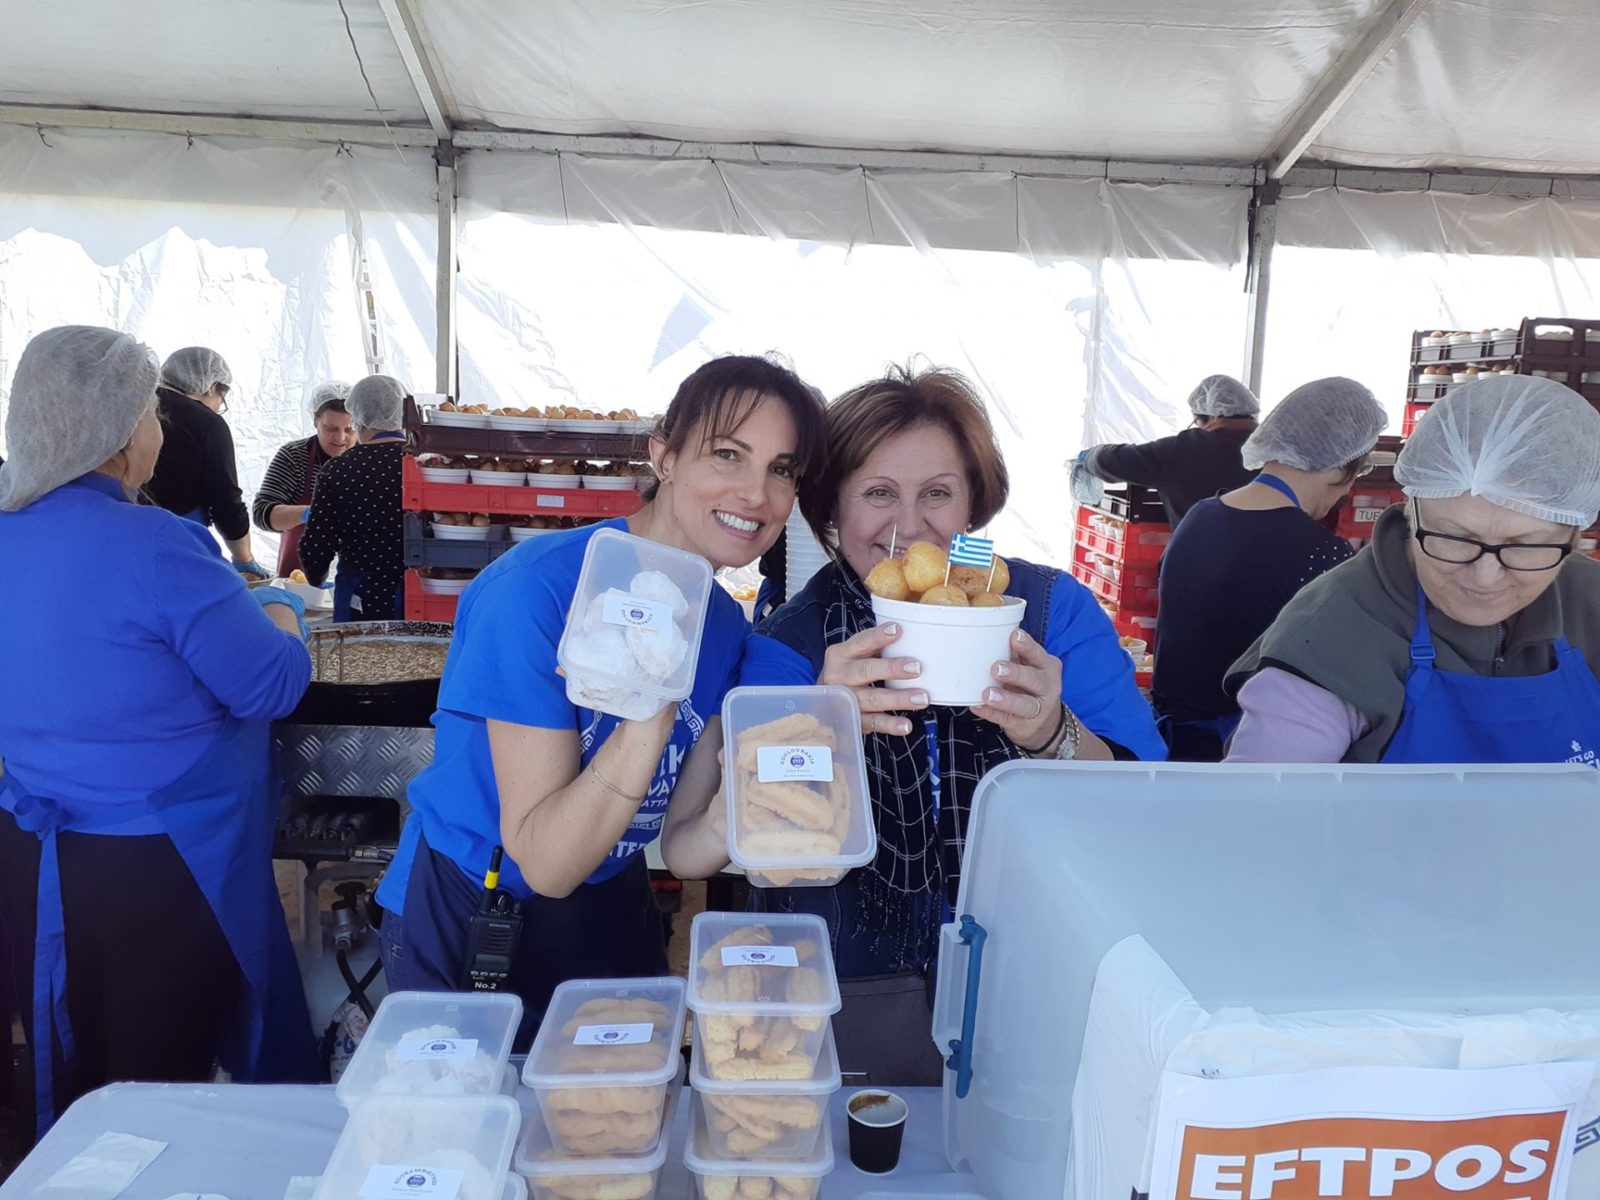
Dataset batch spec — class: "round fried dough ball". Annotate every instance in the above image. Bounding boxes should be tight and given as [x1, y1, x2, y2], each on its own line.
[919, 584, 969, 606]
[864, 558, 912, 601]
[901, 541, 948, 593]
[970, 591, 1006, 607]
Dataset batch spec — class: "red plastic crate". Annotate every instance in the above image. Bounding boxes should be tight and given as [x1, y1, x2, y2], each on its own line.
[1402, 400, 1434, 438]
[1073, 506, 1171, 567]
[403, 455, 644, 518]
[1073, 544, 1158, 592]
[1336, 487, 1405, 538]
[405, 569, 461, 622]
[1071, 559, 1158, 614]
[1112, 610, 1159, 641]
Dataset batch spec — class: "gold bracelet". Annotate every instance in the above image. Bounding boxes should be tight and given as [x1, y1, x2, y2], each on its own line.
[589, 761, 641, 802]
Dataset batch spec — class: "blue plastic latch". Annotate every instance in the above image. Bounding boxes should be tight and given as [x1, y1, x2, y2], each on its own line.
[943, 914, 988, 1101]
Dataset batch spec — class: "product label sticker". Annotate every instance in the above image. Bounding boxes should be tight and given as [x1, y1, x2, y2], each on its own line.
[394, 1036, 478, 1063]
[572, 1022, 654, 1047]
[602, 591, 670, 634]
[720, 945, 800, 968]
[756, 744, 835, 784]
[359, 1167, 464, 1200]
[536, 494, 566, 509]
[1354, 506, 1386, 525]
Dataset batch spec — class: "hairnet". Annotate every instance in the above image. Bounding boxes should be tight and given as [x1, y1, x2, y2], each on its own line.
[308, 380, 352, 417]
[1189, 374, 1260, 418]
[0, 326, 160, 511]
[1396, 375, 1600, 527]
[1242, 377, 1387, 472]
[347, 375, 407, 431]
[159, 346, 232, 397]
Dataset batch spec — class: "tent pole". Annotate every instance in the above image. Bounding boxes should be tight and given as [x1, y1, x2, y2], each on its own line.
[436, 146, 458, 398]
[1242, 182, 1279, 396]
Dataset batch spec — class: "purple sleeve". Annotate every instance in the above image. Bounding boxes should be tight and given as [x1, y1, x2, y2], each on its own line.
[1225, 668, 1369, 763]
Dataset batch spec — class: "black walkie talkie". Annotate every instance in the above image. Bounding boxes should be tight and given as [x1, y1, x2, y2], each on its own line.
[458, 847, 524, 992]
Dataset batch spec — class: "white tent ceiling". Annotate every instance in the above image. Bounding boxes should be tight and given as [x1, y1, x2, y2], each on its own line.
[5, 0, 1600, 176]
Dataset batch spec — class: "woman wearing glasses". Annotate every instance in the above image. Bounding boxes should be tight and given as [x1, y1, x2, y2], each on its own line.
[1226, 376, 1600, 764]
[1152, 378, 1387, 761]
[146, 346, 269, 578]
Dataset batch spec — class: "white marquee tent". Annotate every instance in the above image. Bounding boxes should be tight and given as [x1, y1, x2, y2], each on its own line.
[3, 0, 1599, 562]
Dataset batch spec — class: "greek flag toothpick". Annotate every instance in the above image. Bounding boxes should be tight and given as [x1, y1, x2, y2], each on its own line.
[948, 533, 996, 568]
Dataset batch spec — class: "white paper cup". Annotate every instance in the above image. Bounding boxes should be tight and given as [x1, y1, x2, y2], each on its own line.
[870, 594, 1026, 706]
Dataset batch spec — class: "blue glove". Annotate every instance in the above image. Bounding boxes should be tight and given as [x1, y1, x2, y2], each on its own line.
[300, 506, 313, 525]
[234, 559, 271, 579]
[250, 586, 310, 641]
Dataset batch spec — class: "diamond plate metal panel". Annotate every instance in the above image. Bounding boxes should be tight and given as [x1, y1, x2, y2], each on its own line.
[274, 724, 434, 811]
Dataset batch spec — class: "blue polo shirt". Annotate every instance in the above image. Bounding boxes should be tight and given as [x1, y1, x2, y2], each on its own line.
[378, 518, 747, 909]
[0, 474, 310, 833]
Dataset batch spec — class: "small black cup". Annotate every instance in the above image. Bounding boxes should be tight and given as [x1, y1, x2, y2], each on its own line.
[847, 1089, 908, 1173]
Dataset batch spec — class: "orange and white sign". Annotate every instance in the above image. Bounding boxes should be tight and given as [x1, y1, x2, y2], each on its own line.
[1148, 1064, 1594, 1200]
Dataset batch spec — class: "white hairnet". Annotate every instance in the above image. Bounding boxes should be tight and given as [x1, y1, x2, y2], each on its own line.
[347, 375, 407, 431]
[1189, 374, 1260, 418]
[0, 326, 160, 511]
[308, 380, 352, 417]
[1242, 377, 1387, 472]
[1396, 375, 1600, 527]
[159, 346, 232, 398]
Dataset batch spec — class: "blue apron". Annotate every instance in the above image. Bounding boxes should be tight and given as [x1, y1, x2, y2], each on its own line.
[1382, 586, 1600, 765]
[1, 717, 316, 1138]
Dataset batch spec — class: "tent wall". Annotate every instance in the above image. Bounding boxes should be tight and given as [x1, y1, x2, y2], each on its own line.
[0, 125, 438, 562]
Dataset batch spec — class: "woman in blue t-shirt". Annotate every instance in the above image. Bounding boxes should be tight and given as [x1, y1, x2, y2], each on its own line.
[662, 364, 1164, 1082]
[375, 356, 826, 1042]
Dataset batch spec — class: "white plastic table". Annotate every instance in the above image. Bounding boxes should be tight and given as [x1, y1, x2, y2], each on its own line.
[0, 1082, 977, 1200]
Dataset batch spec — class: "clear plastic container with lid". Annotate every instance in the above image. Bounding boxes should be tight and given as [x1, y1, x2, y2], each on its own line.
[514, 1064, 682, 1199]
[312, 1094, 520, 1200]
[555, 528, 715, 721]
[691, 1021, 840, 1160]
[721, 687, 878, 889]
[337, 991, 523, 1107]
[522, 976, 688, 1156]
[686, 912, 842, 1082]
[683, 1091, 834, 1200]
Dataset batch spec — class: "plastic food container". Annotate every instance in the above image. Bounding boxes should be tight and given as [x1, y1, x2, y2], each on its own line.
[421, 574, 474, 596]
[514, 1064, 680, 1199]
[488, 412, 548, 431]
[471, 469, 529, 487]
[721, 687, 876, 889]
[531, 473, 583, 490]
[583, 475, 637, 491]
[686, 912, 842, 1083]
[420, 465, 472, 484]
[510, 527, 556, 543]
[683, 1091, 834, 1200]
[691, 1022, 839, 1160]
[432, 522, 492, 542]
[522, 977, 687, 1156]
[424, 408, 491, 429]
[550, 418, 616, 434]
[312, 1093, 521, 1200]
[337, 992, 524, 1107]
[555, 528, 714, 721]
[869, 594, 1027, 707]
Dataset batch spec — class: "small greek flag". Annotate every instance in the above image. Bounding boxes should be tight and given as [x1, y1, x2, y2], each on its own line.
[948, 533, 995, 568]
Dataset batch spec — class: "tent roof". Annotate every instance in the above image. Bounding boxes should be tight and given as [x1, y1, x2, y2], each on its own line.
[5, 0, 1600, 176]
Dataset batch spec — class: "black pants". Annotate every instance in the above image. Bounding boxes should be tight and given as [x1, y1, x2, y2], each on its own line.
[379, 833, 667, 1051]
[0, 808, 242, 1139]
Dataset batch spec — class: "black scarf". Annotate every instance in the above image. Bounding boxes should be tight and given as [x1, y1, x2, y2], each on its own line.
[820, 561, 1028, 971]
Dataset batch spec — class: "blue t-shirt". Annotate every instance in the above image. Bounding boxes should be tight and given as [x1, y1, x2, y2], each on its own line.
[741, 559, 1166, 762]
[0, 474, 311, 834]
[379, 518, 747, 911]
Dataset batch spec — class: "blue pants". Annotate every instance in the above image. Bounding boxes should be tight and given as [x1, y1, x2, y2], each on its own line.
[378, 832, 667, 1050]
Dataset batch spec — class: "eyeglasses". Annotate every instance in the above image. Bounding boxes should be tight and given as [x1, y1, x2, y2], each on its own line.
[1411, 502, 1573, 572]
[215, 382, 230, 414]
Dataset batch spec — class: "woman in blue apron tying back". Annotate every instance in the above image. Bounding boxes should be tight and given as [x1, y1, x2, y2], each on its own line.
[299, 375, 410, 622]
[375, 356, 828, 1047]
[0, 327, 318, 1143]
[662, 365, 1166, 1085]
[1226, 375, 1600, 765]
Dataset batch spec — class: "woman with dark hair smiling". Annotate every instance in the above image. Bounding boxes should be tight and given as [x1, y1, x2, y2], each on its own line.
[375, 354, 828, 1043]
[663, 364, 1162, 1082]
